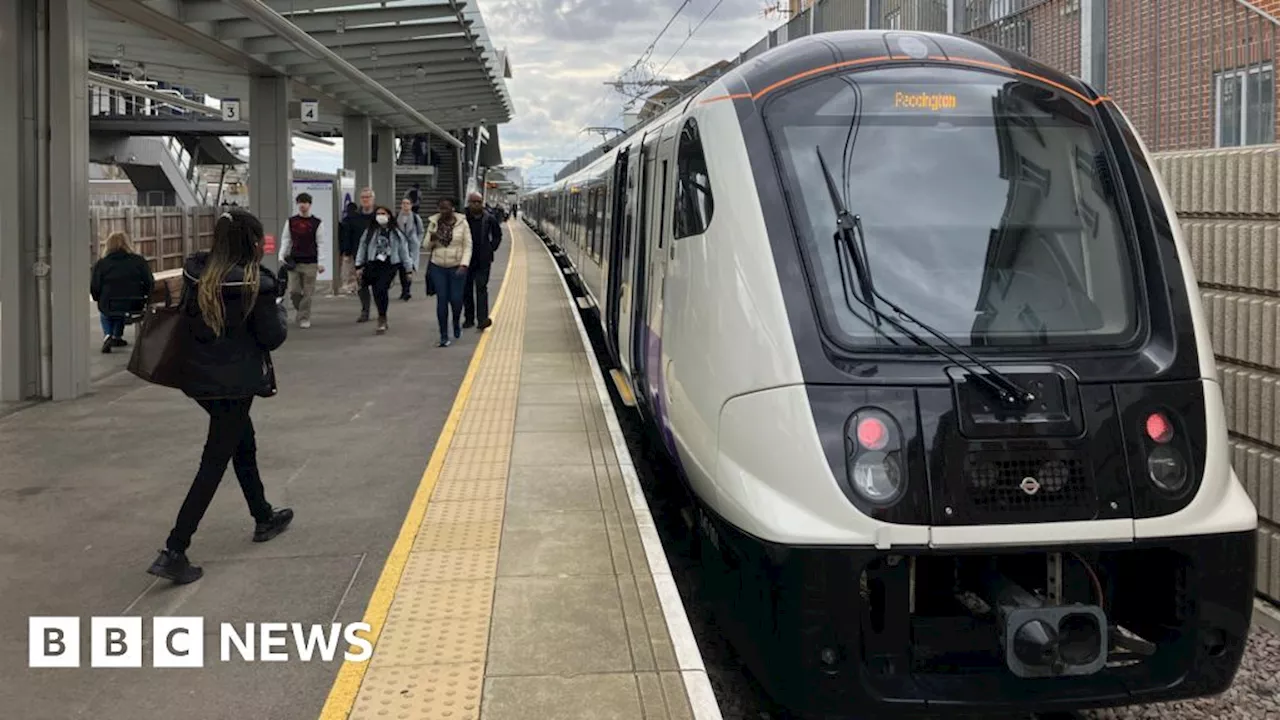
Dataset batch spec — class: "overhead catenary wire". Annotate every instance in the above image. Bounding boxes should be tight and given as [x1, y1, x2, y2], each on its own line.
[653, 0, 728, 80]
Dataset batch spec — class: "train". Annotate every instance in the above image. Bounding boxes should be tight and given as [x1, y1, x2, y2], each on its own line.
[520, 30, 1258, 718]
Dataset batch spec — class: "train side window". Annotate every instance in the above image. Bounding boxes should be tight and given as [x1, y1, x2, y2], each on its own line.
[673, 118, 714, 240]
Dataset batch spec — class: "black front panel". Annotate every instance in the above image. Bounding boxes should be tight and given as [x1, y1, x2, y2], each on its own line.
[919, 382, 1131, 526]
[809, 380, 1205, 526]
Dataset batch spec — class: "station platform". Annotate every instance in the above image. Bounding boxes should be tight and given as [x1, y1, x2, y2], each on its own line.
[321, 221, 715, 720]
[0, 222, 716, 720]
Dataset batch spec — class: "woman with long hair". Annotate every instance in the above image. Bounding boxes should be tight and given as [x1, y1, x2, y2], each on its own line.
[90, 230, 154, 354]
[354, 204, 411, 334]
[425, 197, 472, 347]
[147, 208, 293, 584]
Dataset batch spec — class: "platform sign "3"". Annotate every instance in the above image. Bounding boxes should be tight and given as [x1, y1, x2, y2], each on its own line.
[300, 99, 318, 123]
[222, 99, 241, 122]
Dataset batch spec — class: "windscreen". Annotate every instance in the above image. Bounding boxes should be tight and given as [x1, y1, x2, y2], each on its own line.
[764, 65, 1142, 350]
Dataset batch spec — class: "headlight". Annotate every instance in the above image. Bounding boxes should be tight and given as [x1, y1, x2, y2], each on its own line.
[1147, 445, 1188, 493]
[851, 451, 905, 504]
[846, 409, 907, 507]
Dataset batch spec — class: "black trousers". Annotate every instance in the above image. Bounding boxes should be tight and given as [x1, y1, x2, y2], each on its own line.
[166, 397, 273, 553]
[396, 264, 413, 298]
[359, 261, 398, 318]
[463, 264, 492, 325]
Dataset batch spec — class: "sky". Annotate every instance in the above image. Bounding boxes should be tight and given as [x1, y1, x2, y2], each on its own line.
[280, 0, 781, 188]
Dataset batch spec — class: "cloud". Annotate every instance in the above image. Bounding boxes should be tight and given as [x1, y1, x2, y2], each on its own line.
[484, 0, 778, 186]
[269, 1, 779, 187]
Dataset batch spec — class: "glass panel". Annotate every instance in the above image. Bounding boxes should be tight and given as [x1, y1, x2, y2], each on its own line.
[1219, 74, 1242, 148]
[763, 66, 1141, 350]
[1247, 66, 1275, 146]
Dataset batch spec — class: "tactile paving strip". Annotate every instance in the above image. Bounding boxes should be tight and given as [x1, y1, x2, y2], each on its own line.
[444, 445, 511, 468]
[402, 550, 498, 583]
[449, 432, 513, 450]
[412, 519, 504, 552]
[372, 613, 491, 667]
[431, 479, 507, 502]
[349, 663, 485, 720]
[424, 499, 506, 525]
[387, 578, 495, 623]
[438, 462, 509, 482]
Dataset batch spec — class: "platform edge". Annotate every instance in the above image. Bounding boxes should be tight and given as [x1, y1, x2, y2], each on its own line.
[531, 228, 724, 720]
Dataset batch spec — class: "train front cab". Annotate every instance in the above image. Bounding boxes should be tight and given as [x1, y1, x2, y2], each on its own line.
[688, 37, 1260, 718]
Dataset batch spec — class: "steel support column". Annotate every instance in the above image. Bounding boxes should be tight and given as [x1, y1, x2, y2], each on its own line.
[1081, 0, 1108, 92]
[249, 74, 291, 272]
[371, 125, 395, 207]
[1, 0, 91, 403]
[343, 113, 373, 194]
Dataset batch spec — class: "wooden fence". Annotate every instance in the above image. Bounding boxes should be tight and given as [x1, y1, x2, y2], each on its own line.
[89, 206, 220, 271]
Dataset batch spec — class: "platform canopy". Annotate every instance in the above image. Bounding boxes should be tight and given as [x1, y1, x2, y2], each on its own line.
[87, 0, 514, 146]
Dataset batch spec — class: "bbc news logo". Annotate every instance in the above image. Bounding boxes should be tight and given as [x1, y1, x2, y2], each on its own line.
[29, 617, 373, 668]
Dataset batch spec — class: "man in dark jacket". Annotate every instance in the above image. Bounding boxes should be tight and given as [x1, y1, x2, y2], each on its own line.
[337, 201, 363, 294]
[462, 191, 503, 331]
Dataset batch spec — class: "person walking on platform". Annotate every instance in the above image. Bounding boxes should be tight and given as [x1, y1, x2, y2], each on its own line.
[462, 192, 502, 332]
[396, 196, 423, 301]
[338, 201, 363, 295]
[90, 230, 154, 354]
[148, 208, 294, 585]
[425, 198, 472, 347]
[355, 205, 411, 334]
[279, 192, 327, 329]
[353, 187, 379, 321]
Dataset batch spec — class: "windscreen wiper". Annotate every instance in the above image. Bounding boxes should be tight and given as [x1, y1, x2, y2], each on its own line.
[814, 146, 1036, 408]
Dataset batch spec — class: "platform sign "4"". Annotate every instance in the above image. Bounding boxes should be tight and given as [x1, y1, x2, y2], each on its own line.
[222, 99, 240, 122]
[300, 99, 318, 123]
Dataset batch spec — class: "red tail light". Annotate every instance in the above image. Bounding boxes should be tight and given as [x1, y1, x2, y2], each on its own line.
[856, 417, 889, 450]
[1145, 412, 1173, 444]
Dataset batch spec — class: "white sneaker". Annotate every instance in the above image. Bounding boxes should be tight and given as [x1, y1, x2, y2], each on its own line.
[300, 319, 311, 329]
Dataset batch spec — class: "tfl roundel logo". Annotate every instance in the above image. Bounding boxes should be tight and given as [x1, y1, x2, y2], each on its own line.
[1019, 476, 1042, 495]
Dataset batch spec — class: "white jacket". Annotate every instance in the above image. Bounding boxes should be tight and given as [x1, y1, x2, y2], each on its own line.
[425, 213, 472, 269]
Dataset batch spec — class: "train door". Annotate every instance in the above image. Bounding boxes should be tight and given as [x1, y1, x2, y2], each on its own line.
[615, 141, 645, 375]
[605, 148, 630, 363]
[643, 126, 678, 415]
[631, 133, 660, 394]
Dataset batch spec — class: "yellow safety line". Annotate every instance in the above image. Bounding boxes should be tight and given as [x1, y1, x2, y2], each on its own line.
[317, 227, 516, 720]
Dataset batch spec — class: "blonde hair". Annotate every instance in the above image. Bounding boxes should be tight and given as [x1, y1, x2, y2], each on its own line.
[102, 231, 134, 258]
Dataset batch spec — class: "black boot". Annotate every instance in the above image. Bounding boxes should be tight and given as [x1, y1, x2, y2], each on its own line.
[147, 549, 203, 584]
[101, 336, 113, 354]
[253, 508, 294, 542]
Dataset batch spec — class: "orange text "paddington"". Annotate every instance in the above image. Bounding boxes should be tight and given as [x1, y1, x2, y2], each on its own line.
[893, 91, 958, 111]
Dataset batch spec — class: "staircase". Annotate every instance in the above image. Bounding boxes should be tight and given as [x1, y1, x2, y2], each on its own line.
[396, 140, 460, 222]
[102, 136, 211, 206]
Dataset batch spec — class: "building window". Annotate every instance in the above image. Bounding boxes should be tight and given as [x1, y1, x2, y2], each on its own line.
[1216, 63, 1275, 147]
[673, 119, 714, 240]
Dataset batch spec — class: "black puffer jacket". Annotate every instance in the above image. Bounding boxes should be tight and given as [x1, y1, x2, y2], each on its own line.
[91, 250, 155, 314]
[178, 252, 288, 400]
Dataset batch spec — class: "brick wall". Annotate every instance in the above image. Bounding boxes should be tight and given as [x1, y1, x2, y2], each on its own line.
[963, 0, 1082, 76]
[1107, 0, 1280, 152]
[957, 0, 1280, 153]
[1154, 144, 1280, 604]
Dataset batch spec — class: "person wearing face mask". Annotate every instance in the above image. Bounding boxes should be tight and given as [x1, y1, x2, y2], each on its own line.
[354, 205, 411, 334]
